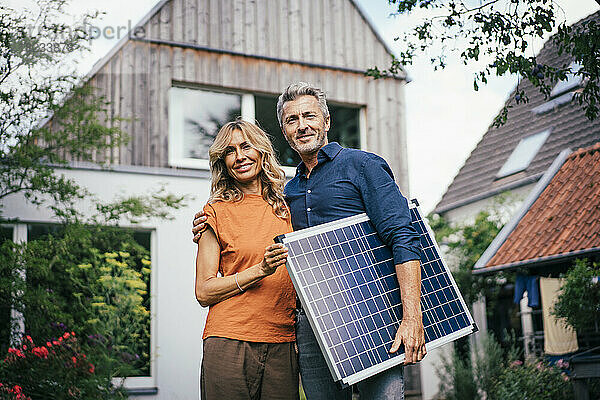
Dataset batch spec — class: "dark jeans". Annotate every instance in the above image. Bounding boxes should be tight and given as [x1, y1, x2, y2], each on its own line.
[296, 311, 404, 400]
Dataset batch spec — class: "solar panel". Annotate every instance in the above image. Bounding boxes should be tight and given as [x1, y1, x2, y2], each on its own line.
[275, 199, 477, 388]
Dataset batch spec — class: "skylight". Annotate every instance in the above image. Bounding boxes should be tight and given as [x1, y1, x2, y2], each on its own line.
[496, 129, 551, 178]
[550, 62, 583, 98]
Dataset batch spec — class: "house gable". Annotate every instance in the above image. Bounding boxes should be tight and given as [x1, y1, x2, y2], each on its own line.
[75, 0, 411, 194]
[88, 0, 399, 80]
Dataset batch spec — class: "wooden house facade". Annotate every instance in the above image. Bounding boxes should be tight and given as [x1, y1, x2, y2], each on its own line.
[85, 0, 411, 193]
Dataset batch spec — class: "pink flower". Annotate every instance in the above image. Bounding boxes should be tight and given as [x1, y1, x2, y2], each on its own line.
[510, 360, 523, 367]
[536, 361, 544, 370]
[72, 356, 77, 364]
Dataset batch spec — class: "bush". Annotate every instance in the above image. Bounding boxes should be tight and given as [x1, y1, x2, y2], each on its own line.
[0, 223, 152, 378]
[552, 259, 600, 333]
[0, 331, 126, 399]
[489, 360, 571, 400]
[436, 333, 572, 399]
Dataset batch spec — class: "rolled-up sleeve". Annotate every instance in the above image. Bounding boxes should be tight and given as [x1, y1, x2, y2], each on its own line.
[358, 154, 421, 264]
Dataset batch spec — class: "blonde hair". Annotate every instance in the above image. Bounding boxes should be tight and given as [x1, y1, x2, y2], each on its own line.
[208, 119, 289, 219]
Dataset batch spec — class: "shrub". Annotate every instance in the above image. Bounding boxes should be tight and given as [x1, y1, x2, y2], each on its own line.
[436, 333, 572, 399]
[0, 332, 126, 399]
[0, 223, 151, 377]
[552, 259, 600, 333]
[489, 360, 571, 400]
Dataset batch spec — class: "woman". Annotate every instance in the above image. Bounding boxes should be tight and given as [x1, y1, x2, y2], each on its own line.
[195, 119, 297, 400]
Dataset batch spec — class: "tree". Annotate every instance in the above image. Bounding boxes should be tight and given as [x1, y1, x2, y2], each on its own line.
[368, 0, 600, 125]
[1, 1, 110, 217]
[552, 258, 600, 333]
[0, 0, 185, 222]
[428, 205, 506, 306]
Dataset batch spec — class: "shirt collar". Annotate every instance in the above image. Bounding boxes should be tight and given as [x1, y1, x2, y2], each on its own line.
[294, 142, 343, 177]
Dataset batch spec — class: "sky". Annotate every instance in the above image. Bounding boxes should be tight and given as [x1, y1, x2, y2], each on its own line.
[13, 0, 600, 213]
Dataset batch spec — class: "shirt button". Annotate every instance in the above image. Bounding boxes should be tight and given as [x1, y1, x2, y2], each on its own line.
[307, 208, 311, 212]
[307, 189, 311, 194]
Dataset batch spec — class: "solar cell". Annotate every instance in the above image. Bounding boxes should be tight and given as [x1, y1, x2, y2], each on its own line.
[276, 200, 477, 388]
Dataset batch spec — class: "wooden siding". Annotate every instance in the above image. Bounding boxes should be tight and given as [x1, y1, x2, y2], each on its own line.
[79, 0, 411, 194]
[88, 40, 410, 193]
[143, 0, 392, 73]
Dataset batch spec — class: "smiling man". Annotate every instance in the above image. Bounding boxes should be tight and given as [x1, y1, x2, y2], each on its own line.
[194, 82, 426, 400]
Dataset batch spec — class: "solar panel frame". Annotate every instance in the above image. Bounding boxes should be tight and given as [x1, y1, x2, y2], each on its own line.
[276, 200, 477, 388]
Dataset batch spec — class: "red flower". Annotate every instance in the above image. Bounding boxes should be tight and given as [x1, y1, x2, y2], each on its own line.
[71, 356, 77, 364]
[70, 331, 75, 337]
[63, 332, 70, 339]
[46, 342, 52, 347]
[88, 363, 95, 374]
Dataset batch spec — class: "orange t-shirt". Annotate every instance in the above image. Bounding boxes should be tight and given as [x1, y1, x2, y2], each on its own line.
[201, 194, 296, 343]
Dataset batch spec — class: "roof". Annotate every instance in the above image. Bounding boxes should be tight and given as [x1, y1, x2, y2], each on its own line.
[475, 142, 600, 273]
[434, 10, 600, 214]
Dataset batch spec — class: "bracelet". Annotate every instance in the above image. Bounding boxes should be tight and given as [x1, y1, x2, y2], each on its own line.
[234, 272, 244, 293]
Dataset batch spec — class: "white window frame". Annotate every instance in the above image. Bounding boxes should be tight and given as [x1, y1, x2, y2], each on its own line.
[496, 129, 551, 178]
[116, 228, 157, 391]
[168, 86, 252, 170]
[3, 222, 157, 390]
[168, 86, 365, 177]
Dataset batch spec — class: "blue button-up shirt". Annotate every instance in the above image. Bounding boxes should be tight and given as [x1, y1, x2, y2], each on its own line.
[285, 142, 421, 265]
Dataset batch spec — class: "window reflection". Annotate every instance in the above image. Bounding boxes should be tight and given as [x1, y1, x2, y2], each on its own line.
[254, 95, 361, 167]
[175, 88, 242, 160]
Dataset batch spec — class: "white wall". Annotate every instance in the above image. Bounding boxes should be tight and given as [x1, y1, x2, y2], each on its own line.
[2, 166, 211, 399]
[442, 184, 533, 226]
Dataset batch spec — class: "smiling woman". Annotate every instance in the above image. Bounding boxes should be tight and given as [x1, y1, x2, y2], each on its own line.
[194, 119, 299, 400]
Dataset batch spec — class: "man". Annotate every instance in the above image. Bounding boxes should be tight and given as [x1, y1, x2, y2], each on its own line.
[193, 82, 426, 400]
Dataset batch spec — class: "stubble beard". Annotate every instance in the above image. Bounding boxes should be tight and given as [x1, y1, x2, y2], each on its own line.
[286, 128, 327, 157]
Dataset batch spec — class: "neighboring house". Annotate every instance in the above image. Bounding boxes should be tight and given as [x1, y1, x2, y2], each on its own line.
[435, 10, 600, 224]
[1, 0, 428, 398]
[432, 10, 600, 360]
[474, 142, 600, 357]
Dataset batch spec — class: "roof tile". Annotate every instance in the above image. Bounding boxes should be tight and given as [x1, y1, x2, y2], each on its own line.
[485, 142, 600, 267]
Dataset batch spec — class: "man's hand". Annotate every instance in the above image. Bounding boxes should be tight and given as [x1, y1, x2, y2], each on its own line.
[390, 259, 426, 364]
[389, 317, 427, 365]
[192, 211, 207, 243]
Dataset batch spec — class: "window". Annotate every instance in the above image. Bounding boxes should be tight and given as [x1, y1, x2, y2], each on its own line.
[550, 61, 583, 98]
[532, 62, 583, 115]
[0, 225, 14, 353]
[496, 130, 551, 178]
[169, 86, 362, 171]
[169, 87, 244, 168]
[2, 223, 154, 388]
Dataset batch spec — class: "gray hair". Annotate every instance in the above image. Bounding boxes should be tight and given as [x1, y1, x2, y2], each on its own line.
[276, 82, 329, 127]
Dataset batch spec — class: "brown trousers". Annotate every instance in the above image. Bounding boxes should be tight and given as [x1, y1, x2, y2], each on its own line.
[201, 337, 299, 400]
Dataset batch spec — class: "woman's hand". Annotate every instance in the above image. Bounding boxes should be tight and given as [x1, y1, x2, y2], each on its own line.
[260, 244, 288, 276]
